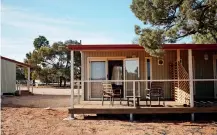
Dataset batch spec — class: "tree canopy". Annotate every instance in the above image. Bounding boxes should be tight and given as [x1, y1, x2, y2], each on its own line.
[24, 36, 81, 87]
[130, 0, 217, 57]
[33, 35, 49, 50]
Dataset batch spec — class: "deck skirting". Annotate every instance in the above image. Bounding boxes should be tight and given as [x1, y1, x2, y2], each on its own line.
[69, 107, 217, 114]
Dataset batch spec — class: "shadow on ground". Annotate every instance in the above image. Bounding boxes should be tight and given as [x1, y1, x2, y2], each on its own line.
[82, 113, 217, 123]
[1, 94, 71, 108]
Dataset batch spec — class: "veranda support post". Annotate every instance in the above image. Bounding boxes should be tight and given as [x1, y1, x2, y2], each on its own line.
[188, 49, 194, 121]
[81, 51, 85, 101]
[70, 50, 75, 119]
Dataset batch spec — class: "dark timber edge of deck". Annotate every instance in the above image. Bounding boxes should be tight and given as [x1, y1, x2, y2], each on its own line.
[69, 107, 217, 114]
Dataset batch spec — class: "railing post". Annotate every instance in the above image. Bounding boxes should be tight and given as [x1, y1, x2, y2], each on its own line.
[31, 83, 33, 93]
[18, 81, 21, 95]
[188, 49, 194, 121]
[78, 81, 80, 104]
[81, 51, 85, 101]
[133, 81, 136, 107]
[30, 80, 33, 93]
[16, 81, 18, 90]
[27, 67, 30, 91]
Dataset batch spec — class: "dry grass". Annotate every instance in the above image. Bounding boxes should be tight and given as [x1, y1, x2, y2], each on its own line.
[1, 95, 217, 135]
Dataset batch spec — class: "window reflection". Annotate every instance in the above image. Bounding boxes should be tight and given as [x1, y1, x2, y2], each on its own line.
[125, 60, 139, 80]
[91, 61, 106, 80]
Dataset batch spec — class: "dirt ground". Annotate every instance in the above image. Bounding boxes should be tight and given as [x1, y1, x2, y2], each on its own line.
[2, 95, 217, 135]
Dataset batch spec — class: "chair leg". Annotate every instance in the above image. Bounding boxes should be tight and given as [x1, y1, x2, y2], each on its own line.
[120, 96, 121, 105]
[102, 96, 104, 106]
[127, 98, 129, 106]
[112, 97, 114, 106]
[158, 97, 160, 105]
[150, 99, 151, 107]
[137, 97, 140, 106]
[112, 97, 113, 106]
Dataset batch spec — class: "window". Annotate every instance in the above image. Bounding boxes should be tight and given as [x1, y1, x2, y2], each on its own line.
[145, 58, 152, 89]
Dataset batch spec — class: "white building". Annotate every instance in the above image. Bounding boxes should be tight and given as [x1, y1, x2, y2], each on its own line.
[1, 56, 31, 94]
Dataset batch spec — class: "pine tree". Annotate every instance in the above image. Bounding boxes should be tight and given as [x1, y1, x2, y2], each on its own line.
[130, 0, 217, 57]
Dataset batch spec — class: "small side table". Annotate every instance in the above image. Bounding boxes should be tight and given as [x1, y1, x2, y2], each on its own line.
[126, 96, 141, 106]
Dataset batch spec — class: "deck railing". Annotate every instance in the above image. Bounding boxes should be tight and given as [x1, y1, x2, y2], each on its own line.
[16, 80, 33, 94]
[71, 79, 217, 108]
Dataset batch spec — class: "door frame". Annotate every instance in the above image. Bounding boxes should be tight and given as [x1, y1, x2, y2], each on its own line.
[87, 57, 126, 100]
[213, 55, 217, 99]
[88, 57, 108, 100]
[123, 58, 140, 98]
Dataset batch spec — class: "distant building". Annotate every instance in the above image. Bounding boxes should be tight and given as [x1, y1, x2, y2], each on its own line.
[1, 56, 31, 94]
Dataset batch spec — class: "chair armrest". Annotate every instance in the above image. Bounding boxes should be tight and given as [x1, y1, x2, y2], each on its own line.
[145, 89, 150, 91]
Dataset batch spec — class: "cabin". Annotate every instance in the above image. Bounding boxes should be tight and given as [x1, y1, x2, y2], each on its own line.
[67, 44, 217, 121]
[1, 56, 31, 95]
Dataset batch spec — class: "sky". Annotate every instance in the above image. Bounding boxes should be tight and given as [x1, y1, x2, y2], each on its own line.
[1, 0, 191, 62]
[1, 0, 144, 62]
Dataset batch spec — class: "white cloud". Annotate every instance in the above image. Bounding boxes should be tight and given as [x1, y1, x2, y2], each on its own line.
[1, 4, 127, 61]
[1, 5, 85, 26]
[1, 4, 121, 43]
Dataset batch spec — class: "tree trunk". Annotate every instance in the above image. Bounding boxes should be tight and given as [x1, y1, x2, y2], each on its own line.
[59, 76, 62, 87]
[63, 78, 67, 87]
[46, 77, 48, 85]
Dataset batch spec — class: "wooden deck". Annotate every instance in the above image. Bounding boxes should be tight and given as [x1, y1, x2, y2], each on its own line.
[69, 101, 217, 114]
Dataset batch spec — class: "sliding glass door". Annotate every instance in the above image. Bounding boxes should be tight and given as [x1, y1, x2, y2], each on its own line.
[124, 58, 139, 97]
[89, 60, 107, 98]
[88, 57, 140, 99]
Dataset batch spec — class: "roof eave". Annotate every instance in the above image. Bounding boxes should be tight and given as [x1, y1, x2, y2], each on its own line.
[1, 56, 31, 67]
[68, 44, 217, 51]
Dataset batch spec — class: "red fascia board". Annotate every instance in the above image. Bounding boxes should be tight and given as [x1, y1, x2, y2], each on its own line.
[1, 56, 31, 67]
[67, 44, 217, 51]
[163, 44, 217, 50]
[67, 44, 143, 50]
